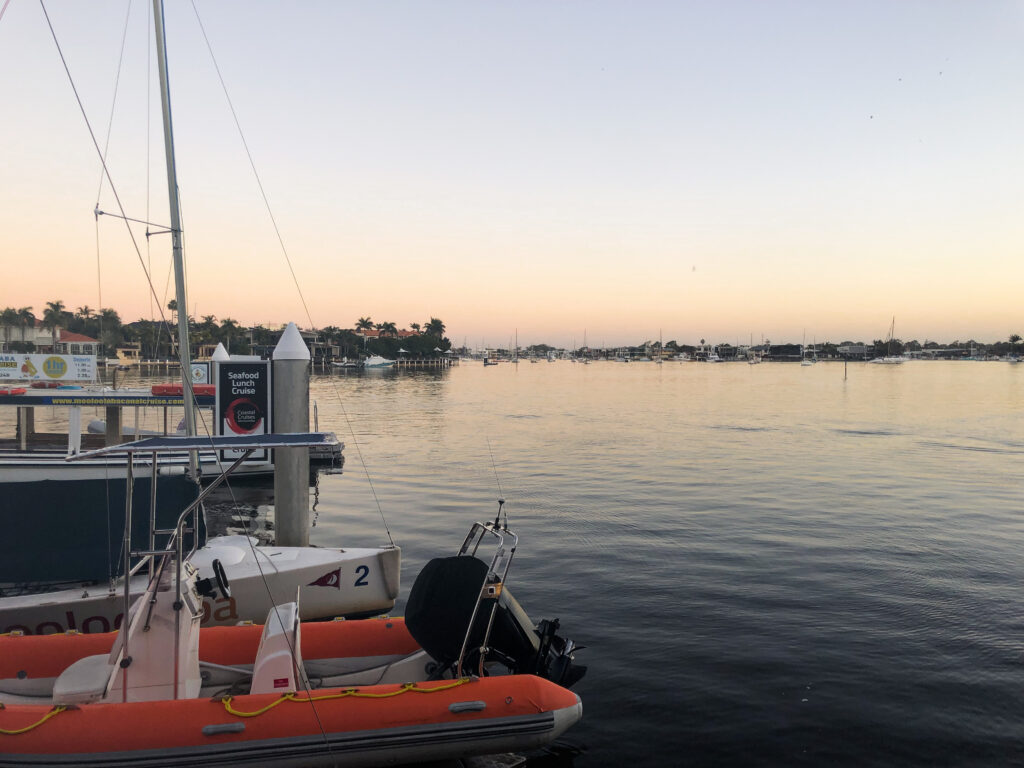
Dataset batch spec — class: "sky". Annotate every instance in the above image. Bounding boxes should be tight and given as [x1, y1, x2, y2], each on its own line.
[1, 0, 1022, 349]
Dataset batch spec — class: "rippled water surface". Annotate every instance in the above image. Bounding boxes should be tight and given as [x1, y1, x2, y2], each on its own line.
[10, 360, 1024, 766]
[306, 360, 1024, 767]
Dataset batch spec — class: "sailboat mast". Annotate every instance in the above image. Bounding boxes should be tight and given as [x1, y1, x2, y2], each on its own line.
[153, 1, 196, 448]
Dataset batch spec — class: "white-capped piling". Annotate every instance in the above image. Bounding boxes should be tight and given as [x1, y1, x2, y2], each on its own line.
[272, 322, 311, 546]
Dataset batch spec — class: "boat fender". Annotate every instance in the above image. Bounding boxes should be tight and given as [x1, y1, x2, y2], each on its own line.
[0, 388, 26, 396]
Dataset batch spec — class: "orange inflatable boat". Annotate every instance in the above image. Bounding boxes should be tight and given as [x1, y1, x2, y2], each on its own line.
[0, 522, 585, 767]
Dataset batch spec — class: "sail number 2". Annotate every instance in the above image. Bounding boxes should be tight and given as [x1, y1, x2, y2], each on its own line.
[354, 565, 369, 587]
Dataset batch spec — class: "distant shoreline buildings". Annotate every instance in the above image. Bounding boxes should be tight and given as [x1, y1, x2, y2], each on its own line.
[1, 303, 1019, 363]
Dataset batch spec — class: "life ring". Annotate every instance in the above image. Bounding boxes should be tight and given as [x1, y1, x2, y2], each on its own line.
[0, 387, 27, 395]
[151, 383, 216, 396]
[30, 381, 60, 389]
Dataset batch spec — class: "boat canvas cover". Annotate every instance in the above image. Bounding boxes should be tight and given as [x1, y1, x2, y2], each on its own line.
[0, 475, 202, 584]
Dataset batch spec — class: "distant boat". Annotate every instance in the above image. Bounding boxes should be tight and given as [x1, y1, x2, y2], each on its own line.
[800, 333, 817, 366]
[870, 317, 906, 365]
[331, 357, 362, 369]
[363, 355, 396, 368]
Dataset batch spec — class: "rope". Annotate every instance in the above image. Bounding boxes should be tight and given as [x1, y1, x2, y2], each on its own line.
[0, 679, 472, 735]
[221, 679, 471, 718]
[0, 704, 68, 736]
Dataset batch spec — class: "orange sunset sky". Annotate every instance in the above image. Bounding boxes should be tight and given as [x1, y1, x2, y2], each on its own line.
[2, 1, 1022, 349]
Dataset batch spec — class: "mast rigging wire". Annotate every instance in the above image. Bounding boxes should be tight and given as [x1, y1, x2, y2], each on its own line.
[188, 0, 395, 548]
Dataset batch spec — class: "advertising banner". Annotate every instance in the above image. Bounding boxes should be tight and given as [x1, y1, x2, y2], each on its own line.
[0, 353, 96, 381]
[215, 361, 271, 461]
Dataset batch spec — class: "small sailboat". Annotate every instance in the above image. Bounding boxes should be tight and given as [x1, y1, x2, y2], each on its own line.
[870, 317, 907, 364]
[800, 332, 817, 366]
[747, 334, 762, 364]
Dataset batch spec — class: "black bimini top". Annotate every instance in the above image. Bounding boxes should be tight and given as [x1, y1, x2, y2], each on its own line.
[67, 432, 338, 459]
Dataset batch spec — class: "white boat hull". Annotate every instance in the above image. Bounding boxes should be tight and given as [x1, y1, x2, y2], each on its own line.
[0, 536, 400, 635]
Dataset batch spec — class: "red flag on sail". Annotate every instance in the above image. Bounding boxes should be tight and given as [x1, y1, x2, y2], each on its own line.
[308, 568, 341, 589]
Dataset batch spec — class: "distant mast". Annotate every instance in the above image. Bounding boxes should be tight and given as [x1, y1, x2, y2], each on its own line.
[153, 0, 197, 474]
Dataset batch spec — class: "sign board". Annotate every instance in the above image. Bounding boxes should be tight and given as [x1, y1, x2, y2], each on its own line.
[215, 361, 271, 461]
[0, 354, 96, 381]
[190, 362, 210, 385]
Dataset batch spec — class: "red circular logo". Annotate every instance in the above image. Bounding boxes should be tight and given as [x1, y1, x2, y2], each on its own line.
[225, 398, 263, 434]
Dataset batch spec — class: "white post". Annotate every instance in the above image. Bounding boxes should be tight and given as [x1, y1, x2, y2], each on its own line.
[273, 323, 310, 546]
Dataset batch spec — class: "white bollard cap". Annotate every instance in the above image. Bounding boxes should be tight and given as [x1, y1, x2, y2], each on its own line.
[273, 322, 311, 361]
[211, 343, 230, 361]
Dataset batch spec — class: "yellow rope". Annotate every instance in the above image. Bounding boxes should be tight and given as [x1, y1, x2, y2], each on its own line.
[222, 678, 471, 718]
[0, 705, 68, 735]
[0, 679, 472, 733]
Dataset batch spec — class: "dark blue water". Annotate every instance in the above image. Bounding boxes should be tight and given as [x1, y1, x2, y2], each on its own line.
[308, 361, 1024, 766]
[15, 361, 1021, 765]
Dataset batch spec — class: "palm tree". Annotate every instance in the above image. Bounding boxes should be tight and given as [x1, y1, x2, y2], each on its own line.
[1010, 334, 1021, 357]
[410, 322, 421, 333]
[425, 317, 445, 337]
[355, 317, 373, 331]
[0, 307, 17, 351]
[98, 308, 122, 357]
[380, 321, 397, 337]
[195, 314, 218, 346]
[219, 318, 240, 352]
[17, 307, 35, 347]
[42, 300, 65, 351]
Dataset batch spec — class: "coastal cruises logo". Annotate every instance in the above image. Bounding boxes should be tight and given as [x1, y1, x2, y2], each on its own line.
[224, 397, 263, 434]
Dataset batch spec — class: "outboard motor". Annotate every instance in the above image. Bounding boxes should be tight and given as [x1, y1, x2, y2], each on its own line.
[405, 521, 585, 689]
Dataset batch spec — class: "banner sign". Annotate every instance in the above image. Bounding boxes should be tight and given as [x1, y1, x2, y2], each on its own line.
[215, 361, 271, 461]
[0, 354, 96, 381]
[190, 362, 210, 385]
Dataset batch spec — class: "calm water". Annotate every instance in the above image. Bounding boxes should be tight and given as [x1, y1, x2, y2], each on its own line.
[8, 360, 1024, 766]
[307, 360, 1024, 767]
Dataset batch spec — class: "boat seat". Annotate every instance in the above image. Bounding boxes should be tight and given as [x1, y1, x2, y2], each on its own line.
[52, 653, 115, 705]
[250, 600, 308, 695]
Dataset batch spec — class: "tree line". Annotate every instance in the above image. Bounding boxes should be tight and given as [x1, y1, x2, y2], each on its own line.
[0, 300, 449, 360]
